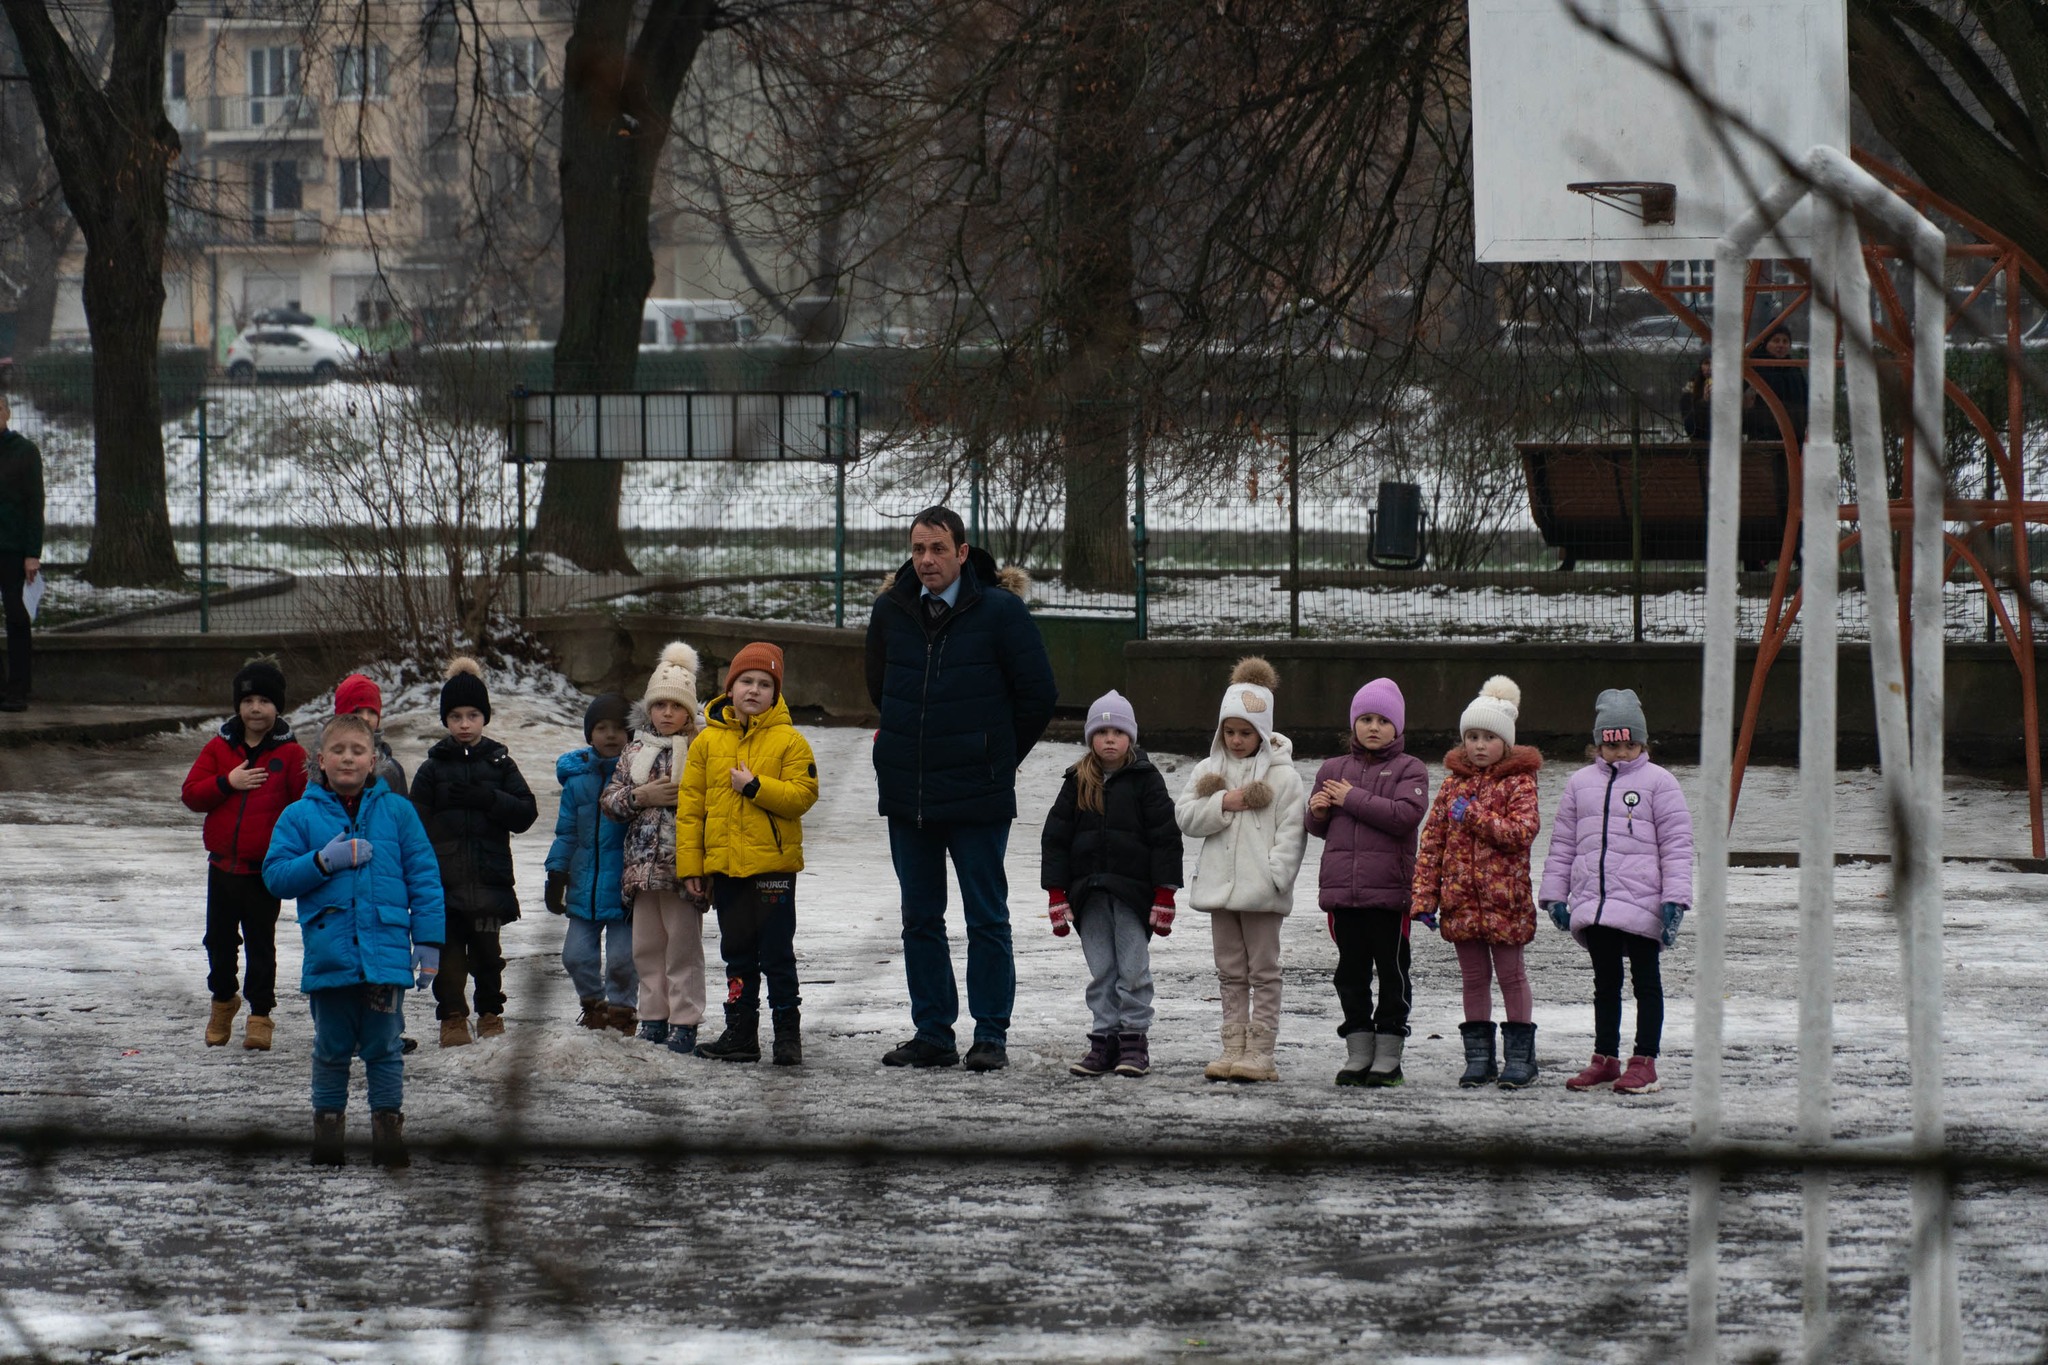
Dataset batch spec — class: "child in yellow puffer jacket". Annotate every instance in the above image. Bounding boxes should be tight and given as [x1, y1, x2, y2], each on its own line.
[677, 641, 820, 1065]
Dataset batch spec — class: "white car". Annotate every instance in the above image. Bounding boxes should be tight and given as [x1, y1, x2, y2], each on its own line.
[224, 324, 364, 382]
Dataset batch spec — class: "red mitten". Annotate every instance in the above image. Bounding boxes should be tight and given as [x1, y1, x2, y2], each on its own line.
[1048, 888, 1073, 937]
[1326, 911, 1335, 942]
[1149, 887, 1176, 936]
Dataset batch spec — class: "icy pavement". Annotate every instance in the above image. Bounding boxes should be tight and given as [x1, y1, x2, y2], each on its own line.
[2, 697, 2046, 1363]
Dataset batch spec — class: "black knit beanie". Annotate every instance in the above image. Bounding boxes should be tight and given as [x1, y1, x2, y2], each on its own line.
[439, 656, 492, 724]
[232, 659, 287, 710]
[583, 691, 632, 742]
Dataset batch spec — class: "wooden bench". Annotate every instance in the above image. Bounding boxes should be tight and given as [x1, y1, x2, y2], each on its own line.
[1518, 441, 1791, 568]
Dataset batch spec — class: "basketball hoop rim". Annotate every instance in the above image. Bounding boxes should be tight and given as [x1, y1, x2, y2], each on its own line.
[1567, 180, 1678, 226]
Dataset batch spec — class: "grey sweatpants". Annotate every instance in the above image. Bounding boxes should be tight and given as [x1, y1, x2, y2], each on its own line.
[1076, 893, 1154, 1034]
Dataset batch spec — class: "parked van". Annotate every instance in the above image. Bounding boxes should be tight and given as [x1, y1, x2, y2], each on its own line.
[640, 298, 760, 348]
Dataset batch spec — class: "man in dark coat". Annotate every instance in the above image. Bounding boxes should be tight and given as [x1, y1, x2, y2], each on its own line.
[865, 505, 1057, 1071]
[0, 396, 43, 711]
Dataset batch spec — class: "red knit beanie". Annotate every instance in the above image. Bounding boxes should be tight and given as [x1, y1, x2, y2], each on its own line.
[334, 673, 383, 719]
[725, 642, 785, 700]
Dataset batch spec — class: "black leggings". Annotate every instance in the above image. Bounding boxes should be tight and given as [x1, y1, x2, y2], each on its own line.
[204, 866, 280, 1016]
[1585, 924, 1664, 1058]
[711, 873, 799, 1012]
[1331, 907, 1411, 1038]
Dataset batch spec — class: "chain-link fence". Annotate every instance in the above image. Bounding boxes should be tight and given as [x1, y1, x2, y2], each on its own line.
[10, 353, 2045, 644]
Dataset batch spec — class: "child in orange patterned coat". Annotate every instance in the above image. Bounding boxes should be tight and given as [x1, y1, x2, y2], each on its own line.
[1411, 675, 1544, 1091]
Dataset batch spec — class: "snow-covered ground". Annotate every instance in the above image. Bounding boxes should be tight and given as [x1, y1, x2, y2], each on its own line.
[2, 685, 2046, 1363]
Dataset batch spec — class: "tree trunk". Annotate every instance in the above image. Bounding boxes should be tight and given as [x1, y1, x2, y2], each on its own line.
[0, 0, 182, 585]
[532, 0, 716, 573]
[1054, 5, 1141, 592]
[12, 217, 70, 356]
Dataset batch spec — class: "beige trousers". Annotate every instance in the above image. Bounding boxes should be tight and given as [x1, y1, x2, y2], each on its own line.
[632, 888, 706, 1026]
[1210, 910, 1284, 1033]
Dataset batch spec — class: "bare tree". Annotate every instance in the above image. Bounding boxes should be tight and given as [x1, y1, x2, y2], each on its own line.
[0, 0, 182, 585]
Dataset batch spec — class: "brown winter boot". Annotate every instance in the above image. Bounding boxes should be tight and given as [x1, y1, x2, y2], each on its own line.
[439, 1017, 473, 1048]
[311, 1110, 345, 1167]
[242, 1015, 274, 1051]
[577, 998, 609, 1030]
[1229, 1024, 1280, 1082]
[369, 1110, 410, 1169]
[606, 1004, 637, 1036]
[205, 995, 241, 1047]
[1204, 1023, 1247, 1082]
[475, 1014, 505, 1039]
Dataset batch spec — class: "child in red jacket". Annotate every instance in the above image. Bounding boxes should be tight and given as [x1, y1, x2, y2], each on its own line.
[180, 658, 307, 1050]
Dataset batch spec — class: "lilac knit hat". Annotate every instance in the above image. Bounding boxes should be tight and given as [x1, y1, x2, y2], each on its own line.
[1084, 689, 1139, 744]
[1350, 677, 1406, 734]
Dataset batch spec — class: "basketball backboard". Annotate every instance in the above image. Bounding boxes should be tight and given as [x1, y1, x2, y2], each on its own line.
[1469, 0, 1848, 263]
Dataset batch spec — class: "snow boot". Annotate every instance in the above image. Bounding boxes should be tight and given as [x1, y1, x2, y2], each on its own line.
[1498, 1022, 1539, 1090]
[1364, 1033, 1405, 1088]
[638, 1019, 671, 1046]
[1113, 1032, 1151, 1078]
[606, 1004, 637, 1036]
[1336, 1030, 1377, 1087]
[1229, 1025, 1280, 1082]
[771, 1007, 802, 1066]
[1565, 1053, 1622, 1091]
[206, 994, 241, 1047]
[665, 1023, 699, 1056]
[243, 1015, 274, 1052]
[577, 998, 609, 1030]
[439, 1018, 473, 1049]
[1614, 1054, 1662, 1094]
[882, 1036, 960, 1068]
[311, 1110, 345, 1168]
[696, 1005, 761, 1062]
[369, 1110, 409, 1169]
[475, 1014, 505, 1040]
[1071, 1032, 1118, 1077]
[962, 1041, 1009, 1072]
[1457, 1022, 1498, 1088]
[1204, 1023, 1247, 1082]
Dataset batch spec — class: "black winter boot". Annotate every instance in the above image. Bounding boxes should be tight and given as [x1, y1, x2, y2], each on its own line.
[1498, 1021, 1539, 1090]
[1458, 1021, 1499, 1088]
[311, 1110, 345, 1167]
[695, 1004, 761, 1062]
[771, 1007, 802, 1066]
[370, 1109, 410, 1168]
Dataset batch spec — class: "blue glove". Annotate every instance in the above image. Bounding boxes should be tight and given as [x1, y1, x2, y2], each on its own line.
[412, 944, 440, 990]
[1659, 902, 1687, 948]
[1450, 796, 1471, 822]
[1546, 901, 1572, 933]
[1412, 909, 1439, 931]
[315, 833, 373, 874]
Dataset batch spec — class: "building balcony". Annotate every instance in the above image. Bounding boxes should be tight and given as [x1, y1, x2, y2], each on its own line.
[179, 211, 324, 249]
[203, 93, 323, 142]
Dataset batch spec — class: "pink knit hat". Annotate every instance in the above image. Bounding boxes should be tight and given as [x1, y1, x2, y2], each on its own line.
[1350, 678, 1405, 734]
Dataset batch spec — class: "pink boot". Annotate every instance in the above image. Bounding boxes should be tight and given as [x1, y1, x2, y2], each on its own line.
[1613, 1055, 1661, 1094]
[1565, 1053, 1622, 1091]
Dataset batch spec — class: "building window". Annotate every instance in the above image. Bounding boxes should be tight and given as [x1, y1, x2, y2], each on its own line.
[249, 46, 302, 97]
[492, 38, 546, 96]
[423, 81, 459, 178]
[167, 50, 186, 101]
[334, 44, 390, 100]
[489, 151, 532, 203]
[422, 0, 459, 68]
[422, 195, 462, 240]
[338, 157, 392, 213]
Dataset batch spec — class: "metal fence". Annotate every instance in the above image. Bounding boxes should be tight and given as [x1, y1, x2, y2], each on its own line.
[11, 370, 2044, 645]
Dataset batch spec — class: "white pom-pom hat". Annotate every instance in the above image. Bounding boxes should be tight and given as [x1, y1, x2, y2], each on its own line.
[643, 641, 701, 709]
[1458, 674, 1522, 746]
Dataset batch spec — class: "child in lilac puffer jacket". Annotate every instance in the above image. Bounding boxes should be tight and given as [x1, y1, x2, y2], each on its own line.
[1538, 688, 1693, 1096]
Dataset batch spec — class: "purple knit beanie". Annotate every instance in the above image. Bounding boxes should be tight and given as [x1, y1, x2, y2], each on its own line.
[1084, 689, 1139, 745]
[1349, 677, 1406, 734]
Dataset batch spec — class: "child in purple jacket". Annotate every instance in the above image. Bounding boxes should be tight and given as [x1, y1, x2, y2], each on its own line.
[1538, 688, 1694, 1096]
[1305, 678, 1430, 1087]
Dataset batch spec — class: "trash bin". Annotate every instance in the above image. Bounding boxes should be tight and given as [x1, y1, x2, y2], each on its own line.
[1368, 480, 1427, 569]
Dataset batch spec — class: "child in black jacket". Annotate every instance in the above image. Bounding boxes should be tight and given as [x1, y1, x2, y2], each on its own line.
[411, 657, 539, 1046]
[1040, 689, 1183, 1079]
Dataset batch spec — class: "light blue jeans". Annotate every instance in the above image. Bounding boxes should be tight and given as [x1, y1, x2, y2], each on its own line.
[562, 916, 637, 1007]
[1076, 894, 1153, 1034]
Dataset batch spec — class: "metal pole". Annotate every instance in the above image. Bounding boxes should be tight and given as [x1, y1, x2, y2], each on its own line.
[833, 391, 847, 630]
[197, 397, 210, 634]
[1133, 443, 1148, 641]
[1630, 395, 1643, 643]
[1288, 418, 1301, 639]
[969, 452, 983, 548]
[513, 387, 529, 622]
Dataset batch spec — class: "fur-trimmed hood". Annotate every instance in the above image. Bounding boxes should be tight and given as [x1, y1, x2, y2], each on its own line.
[878, 545, 1030, 602]
[1443, 743, 1544, 781]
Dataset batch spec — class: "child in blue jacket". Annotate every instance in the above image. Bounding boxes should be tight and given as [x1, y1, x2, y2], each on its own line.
[545, 693, 635, 1033]
[265, 713, 445, 1170]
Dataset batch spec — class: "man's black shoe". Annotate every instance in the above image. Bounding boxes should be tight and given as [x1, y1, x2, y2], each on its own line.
[962, 1041, 1009, 1072]
[882, 1037, 960, 1068]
